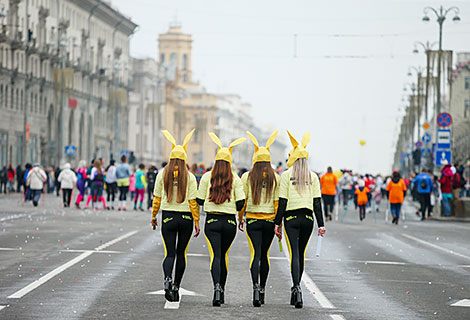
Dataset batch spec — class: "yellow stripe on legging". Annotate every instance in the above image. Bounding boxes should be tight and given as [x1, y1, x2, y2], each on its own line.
[161, 230, 168, 260]
[246, 232, 255, 269]
[283, 228, 293, 271]
[204, 235, 215, 270]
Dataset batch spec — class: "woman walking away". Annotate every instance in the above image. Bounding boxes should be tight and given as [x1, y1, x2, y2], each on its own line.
[151, 129, 200, 302]
[26, 164, 47, 207]
[75, 161, 87, 209]
[58, 163, 77, 207]
[146, 165, 158, 210]
[116, 155, 131, 211]
[105, 160, 118, 210]
[129, 171, 136, 201]
[320, 167, 338, 221]
[274, 131, 326, 309]
[386, 171, 407, 224]
[354, 180, 370, 221]
[239, 130, 279, 307]
[196, 132, 246, 307]
[134, 163, 147, 211]
[86, 160, 107, 210]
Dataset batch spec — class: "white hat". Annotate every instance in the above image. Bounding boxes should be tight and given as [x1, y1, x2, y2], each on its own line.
[358, 180, 365, 187]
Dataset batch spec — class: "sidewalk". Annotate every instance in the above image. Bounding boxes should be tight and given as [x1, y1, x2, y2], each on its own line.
[406, 198, 470, 222]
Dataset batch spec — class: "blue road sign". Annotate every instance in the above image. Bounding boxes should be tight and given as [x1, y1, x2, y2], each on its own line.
[437, 112, 452, 127]
[120, 150, 129, 157]
[437, 129, 451, 149]
[435, 150, 452, 166]
[65, 145, 76, 156]
[421, 148, 431, 155]
[421, 133, 431, 143]
[415, 141, 423, 148]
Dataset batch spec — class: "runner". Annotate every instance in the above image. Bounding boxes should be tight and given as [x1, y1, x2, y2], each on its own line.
[196, 132, 246, 307]
[134, 163, 147, 211]
[26, 163, 47, 207]
[239, 130, 279, 307]
[354, 180, 370, 221]
[116, 155, 132, 211]
[320, 167, 338, 221]
[75, 160, 87, 209]
[386, 171, 407, 224]
[151, 129, 200, 302]
[274, 131, 325, 309]
[57, 163, 77, 208]
[105, 160, 118, 210]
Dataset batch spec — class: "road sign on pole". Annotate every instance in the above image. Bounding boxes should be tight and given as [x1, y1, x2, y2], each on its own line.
[437, 112, 453, 127]
[415, 141, 423, 148]
[435, 150, 451, 166]
[65, 145, 76, 156]
[422, 133, 431, 143]
[437, 129, 451, 149]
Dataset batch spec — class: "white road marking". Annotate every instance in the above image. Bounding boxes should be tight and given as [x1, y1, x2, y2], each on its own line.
[362, 260, 406, 265]
[451, 299, 470, 307]
[147, 288, 203, 309]
[0, 305, 7, 311]
[281, 237, 335, 309]
[186, 253, 208, 257]
[7, 230, 138, 299]
[62, 249, 123, 254]
[402, 234, 470, 261]
[330, 315, 346, 320]
[0, 248, 21, 251]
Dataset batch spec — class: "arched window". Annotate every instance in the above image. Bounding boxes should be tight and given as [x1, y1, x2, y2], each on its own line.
[183, 54, 187, 70]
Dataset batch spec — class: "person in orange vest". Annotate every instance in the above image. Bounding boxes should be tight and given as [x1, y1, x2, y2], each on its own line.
[385, 171, 407, 224]
[354, 180, 371, 221]
[320, 167, 338, 221]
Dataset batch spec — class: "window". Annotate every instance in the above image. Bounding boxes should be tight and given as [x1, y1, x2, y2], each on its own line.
[183, 74, 187, 82]
[465, 77, 470, 90]
[465, 99, 470, 118]
[160, 53, 165, 64]
[170, 53, 177, 66]
[183, 54, 187, 70]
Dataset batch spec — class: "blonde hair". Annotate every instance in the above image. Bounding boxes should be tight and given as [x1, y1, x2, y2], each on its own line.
[78, 160, 86, 168]
[292, 158, 312, 195]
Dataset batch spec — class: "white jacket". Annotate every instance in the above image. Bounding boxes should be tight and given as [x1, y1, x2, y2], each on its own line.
[26, 167, 47, 190]
[58, 168, 77, 189]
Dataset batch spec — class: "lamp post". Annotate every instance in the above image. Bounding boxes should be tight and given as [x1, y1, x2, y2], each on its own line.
[407, 66, 425, 145]
[422, 5, 460, 116]
[413, 41, 437, 124]
[404, 83, 417, 173]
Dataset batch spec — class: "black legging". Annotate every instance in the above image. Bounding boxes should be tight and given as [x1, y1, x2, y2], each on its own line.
[284, 209, 314, 286]
[204, 213, 237, 288]
[119, 186, 129, 201]
[106, 182, 117, 202]
[62, 188, 72, 207]
[246, 219, 275, 288]
[322, 194, 335, 216]
[161, 211, 193, 286]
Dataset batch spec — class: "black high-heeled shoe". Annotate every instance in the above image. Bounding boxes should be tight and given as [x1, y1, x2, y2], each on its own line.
[164, 277, 173, 302]
[259, 286, 265, 305]
[213, 283, 222, 307]
[172, 283, 180, 302]
[253, 284, 261, 307]
[294, 285, 303, 309]
[290, 286, 296, 306]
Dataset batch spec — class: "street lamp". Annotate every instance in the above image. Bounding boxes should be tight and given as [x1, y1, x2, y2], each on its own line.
[413, 41, 437, 123]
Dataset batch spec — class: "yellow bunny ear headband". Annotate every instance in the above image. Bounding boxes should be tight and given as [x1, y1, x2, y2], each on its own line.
[162, 129, 195, 162]
[209, 132, 246, 165]
[286, 130, 311, 168]
[246, 130, 279, 165]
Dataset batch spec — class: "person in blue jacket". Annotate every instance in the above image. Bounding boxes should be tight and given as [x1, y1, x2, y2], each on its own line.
[413, 168, 433, 220]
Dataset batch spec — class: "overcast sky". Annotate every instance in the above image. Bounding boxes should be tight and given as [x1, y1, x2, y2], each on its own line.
[112, 0, 469, 174]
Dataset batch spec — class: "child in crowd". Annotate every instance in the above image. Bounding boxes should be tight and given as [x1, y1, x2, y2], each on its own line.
[354, 180, 371, 221]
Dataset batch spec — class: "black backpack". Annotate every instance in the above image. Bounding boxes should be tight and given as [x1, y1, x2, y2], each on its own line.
[420, 178, 427, 189]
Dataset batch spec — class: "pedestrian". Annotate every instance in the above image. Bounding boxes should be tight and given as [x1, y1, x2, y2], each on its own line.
[195, 163, 205, 186]
[75, 160, 87, 209]
[274, 131, 325, 309]
[23, 163, 32, 201]
[452, 164, 462, 201]
[146, 165, 158, 210]
[7, 164, 15, 192]
[116, 154, 131, 211]
[129, 170, 136, 201]
[54, 166, 61, 196]
[26, 163, 47, 207]
[320, 166, 338, 221]
[0, 166, 7, 193]
[439, 161, 453, 216]
[86, 159, 107, 210]
[339, 170, 353, 207]
[354, 180, 370, 221]
[239, 131, 279, 307]
[456, 163, 466, 198]
[151, 129, 199, 303]
[386, 171, 407, 224]
[105, 160, 118, 210]
[134, 163, 147, 211]
[413, 168, 433, 220]
[57, 163, 77, 207]
[196, 132, 246, 307]
[16, 165, 23, 193]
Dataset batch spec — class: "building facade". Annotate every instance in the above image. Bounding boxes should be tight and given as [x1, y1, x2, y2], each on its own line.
[0, 0, 136, 168]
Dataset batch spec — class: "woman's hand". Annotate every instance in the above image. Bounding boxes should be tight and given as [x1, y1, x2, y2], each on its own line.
[238, 220, 244, 232]
[151, 218, 158, 230]
[274, 225, 282, 240]
[318, 227, 326, 237]
[193, 225, 200, 238]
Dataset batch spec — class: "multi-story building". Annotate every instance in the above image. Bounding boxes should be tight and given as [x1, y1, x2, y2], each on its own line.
[449, 52, 470, 164]
[0, 0, 137, 168]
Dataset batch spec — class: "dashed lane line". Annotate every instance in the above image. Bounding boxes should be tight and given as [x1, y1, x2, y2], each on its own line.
[451, 299, 470, 307]
[402, 233, 470, 261]
[330, 315, 346, 320]
[0, 305, 6, 312]
[7, 230, 138, 299]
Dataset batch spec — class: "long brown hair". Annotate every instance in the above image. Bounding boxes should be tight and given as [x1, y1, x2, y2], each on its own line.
[93, 159, 102, 174]
[248, 161, 276, 205]
[209, 160, 233, 204]
[163, 158, 188, 203]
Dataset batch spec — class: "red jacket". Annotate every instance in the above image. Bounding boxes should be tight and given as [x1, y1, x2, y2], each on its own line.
[7, 165, 15, 181]
[440, 165, 453, 194]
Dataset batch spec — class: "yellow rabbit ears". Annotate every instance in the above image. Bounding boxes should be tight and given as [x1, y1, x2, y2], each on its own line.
[286, 130, 311, 168]
[209, 132, 246, 165]
[162, 129, 195, 162]
[246, 130, 278, 165]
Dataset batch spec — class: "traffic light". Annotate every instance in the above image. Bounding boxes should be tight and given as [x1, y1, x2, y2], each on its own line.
[412, 149, 421, 165]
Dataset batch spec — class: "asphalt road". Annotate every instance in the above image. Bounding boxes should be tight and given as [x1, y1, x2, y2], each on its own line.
[0, 192, 469, 319]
